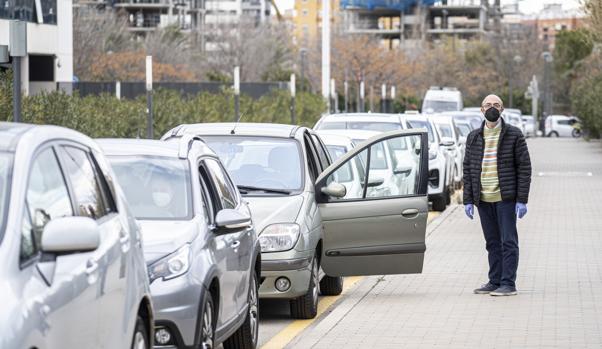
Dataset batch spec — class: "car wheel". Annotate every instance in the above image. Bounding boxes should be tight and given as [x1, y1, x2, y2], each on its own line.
[223, 271, 259, 349]
[320, 275, 344, 296]
[549, 131, 559, 137]
[290, 256, 319, 319]
[200, 293, 216, 349]
[131, 316, 149, 349]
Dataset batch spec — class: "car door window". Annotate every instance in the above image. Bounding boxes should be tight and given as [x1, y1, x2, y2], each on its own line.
[59, 146, 108, 220]
[324, 134, 423, 201]
[303, 135, 320, 182]
[22, 148, 73, 263]
[311, 134, 331, 171]
[204, 158, 239, 210]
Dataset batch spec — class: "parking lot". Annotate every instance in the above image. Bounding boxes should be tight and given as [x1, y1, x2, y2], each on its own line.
[256, 138, 602, 348]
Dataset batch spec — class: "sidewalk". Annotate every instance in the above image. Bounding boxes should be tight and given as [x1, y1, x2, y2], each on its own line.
[288, 138, 602, 349]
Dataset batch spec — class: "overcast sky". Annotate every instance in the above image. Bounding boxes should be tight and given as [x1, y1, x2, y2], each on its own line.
[273, 0, 581, 14]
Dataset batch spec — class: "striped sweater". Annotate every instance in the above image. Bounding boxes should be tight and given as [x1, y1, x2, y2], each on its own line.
[480, 122, 502, 202]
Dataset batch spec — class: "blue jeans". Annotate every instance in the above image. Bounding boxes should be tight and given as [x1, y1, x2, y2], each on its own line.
[477, 200, 519, 288]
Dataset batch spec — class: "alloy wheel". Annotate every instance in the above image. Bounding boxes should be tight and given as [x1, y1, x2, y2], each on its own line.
[201, 300, 214, 349]
[249, 275, 259, 345]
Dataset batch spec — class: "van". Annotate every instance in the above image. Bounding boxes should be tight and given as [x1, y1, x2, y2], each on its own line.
[421, 87, 463, 113]
[545, 115, 578, 137]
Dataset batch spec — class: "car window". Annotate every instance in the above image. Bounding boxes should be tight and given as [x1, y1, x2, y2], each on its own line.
[318, 121, 401, 132]
[60, 147, 109, 220]
[326, 145, 353, 183]
[557, 119, 571, 125]
[204, 158, 239, 210]
[109, 155, 192, 220]
[325, 135, 422, 200]
[23, 148, 73, 262]
[423, 100, 458, 113]
[406, 120, 435, 144]
[205, 136, 303, 192]
[457, 124, 471, 137]
[311, 134, 331, 171]
[436, 124, 453, 139]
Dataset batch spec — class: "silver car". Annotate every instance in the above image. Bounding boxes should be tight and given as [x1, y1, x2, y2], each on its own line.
[163, 123, 431, 320]
[99, 137, 261, 349]
[0, 123, 153, 349]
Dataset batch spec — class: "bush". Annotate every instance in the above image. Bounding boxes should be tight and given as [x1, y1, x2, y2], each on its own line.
[0, 78, 327, 139]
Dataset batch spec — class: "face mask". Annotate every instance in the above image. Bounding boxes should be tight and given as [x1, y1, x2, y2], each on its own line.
[153, 192, 172, 207]
[484, 107, 501, 122]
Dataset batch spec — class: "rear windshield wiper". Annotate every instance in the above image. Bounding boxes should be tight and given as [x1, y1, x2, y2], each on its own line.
[236, 185, 291, 195]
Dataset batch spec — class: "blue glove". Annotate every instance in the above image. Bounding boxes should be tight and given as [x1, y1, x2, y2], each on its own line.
[516, 203, 527, 219]
[465, 204, 474, 220]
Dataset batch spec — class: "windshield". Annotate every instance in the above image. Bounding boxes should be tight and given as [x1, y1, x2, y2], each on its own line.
[423, 100, 459, 113]
[0, 153, 12, 243]
[109, 156, 192, 220]
[407, 120, 435, 144]
[318, 121, 401, 132]
[436, 123, 454, 139]
[457, 124, 471, 137]
[204, 136, 303, 192]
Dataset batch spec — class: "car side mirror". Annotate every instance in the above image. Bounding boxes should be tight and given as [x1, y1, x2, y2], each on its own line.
[215, 209, 252, 230]
[321, 181, 347, 198]
[41, 217, 101, 254]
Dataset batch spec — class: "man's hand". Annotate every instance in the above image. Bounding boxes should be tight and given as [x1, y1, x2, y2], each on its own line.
[516, 203, 527, 219]
[465, 204, 474, 220]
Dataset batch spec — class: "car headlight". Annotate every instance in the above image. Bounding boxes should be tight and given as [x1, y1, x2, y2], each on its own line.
[429, 149, 438, 160]
[259, 224, 300, 252]
[148, 244, 191, 283]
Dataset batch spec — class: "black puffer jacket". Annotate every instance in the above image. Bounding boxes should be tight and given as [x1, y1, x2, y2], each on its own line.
[463, 118, 532, 206]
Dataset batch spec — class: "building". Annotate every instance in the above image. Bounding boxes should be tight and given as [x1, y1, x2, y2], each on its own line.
[293, 0, 339, 48]
[0, 0, 73, 95]
[522, 3, 585, 50]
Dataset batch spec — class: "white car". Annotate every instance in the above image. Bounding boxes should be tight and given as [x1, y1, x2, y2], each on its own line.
[430, 115, 463, 190]
[545, 115, 579, 137]
[421, 87, 463, 113]
[314, 113, 404, 133]
[401, 114, 454, 211]
[316, 132, 364, 199]
[317, 129, 418, 198]
[442, 111, 483, 130]
[522, 115, 537, 137]
[503, 110, 526, 135]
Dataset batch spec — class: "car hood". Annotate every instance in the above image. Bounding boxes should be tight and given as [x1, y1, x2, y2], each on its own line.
[138, 220, 198, 264]
[244, 195, 304, 234]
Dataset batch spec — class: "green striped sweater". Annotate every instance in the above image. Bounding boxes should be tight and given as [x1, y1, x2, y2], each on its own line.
[480, 123, 502, 202]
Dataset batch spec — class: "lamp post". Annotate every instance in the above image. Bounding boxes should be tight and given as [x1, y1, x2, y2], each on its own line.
[359, 80, 365, 112]
[146, 55, 153, 138]
[9, 20, 26, 123]
[233, 66, 240, 122]
[508, 55, 522, 108]
[290, 73, 296, 124]
[542, 51, 553, 121]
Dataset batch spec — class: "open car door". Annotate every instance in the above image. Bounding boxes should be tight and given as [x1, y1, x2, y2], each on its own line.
[315, 129, 429, 277]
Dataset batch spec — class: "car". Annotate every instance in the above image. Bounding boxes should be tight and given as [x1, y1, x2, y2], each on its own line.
[455, 119, 473, 144]
[441, 111, 483, 130]
[401, 115, 455, 211]
[0, 123, 153, 349]
[430, 115, 464, 190]
[421, 87, 463, 113]
[315, 132, 364, 199]
[313, 113, 405, 132]
[463, 107, 482, 113]
[162, 123, 431, 321]
[503, 110, 526, 135]
[522, 115, 537, 137]
[545, 115, 579, 137]
[99, 137, 262, 349]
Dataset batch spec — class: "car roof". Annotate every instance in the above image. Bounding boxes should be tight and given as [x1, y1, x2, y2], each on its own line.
[441, 111, 482, 117]
[166, 123, 300, 139]
[315, 132, 354, 147]
[320, 113, 403, 123]
[335, 129, 381, 140]
[97, 139, 183, 158]
[0, 122, 98, 153]
[0, 123, 33, 151]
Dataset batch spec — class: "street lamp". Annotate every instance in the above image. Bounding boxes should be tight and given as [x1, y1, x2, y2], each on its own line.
[542, 51, 554, 120]
[508, 54, 522, 108]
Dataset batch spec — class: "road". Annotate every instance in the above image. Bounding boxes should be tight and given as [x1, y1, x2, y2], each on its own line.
[256, 138, 602, 348]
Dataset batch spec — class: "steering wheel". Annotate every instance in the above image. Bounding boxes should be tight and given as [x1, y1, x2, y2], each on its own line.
[254, 178, 288, 189]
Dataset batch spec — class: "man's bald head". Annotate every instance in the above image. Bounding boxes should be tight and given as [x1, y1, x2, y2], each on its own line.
[481, 94, 504, 114]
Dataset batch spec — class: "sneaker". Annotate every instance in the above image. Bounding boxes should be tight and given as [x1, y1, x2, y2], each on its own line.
[490, 285, 518, 296]
[473, 282, 499, 294]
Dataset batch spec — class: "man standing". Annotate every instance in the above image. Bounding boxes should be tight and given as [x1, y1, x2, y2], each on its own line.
[463, 94, 532, 296]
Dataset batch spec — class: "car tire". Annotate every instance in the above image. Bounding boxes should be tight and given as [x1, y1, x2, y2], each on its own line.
[320, 275, 344, 296]
[549, 131, 559, 137]
[199, 292, 216, 349]
[432, 193, 447, 212]
[131, 316, 149, 349]
[223, 271, 259, 349]
[290, 256, 319, 319]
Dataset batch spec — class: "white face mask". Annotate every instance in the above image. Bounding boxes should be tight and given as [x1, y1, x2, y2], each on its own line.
[152, 192, 172, 207]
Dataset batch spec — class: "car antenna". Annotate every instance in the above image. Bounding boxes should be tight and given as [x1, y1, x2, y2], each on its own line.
[230, 112, 246, 135]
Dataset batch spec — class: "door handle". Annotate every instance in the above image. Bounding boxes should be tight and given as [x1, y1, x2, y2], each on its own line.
[86, 259, 99, 274]
[401, 208, 419, 217]
[119, 230, 131, 253]
[231, 241, 241, 249]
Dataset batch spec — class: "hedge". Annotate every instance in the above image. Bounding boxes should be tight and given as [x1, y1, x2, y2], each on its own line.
[0, 72, 327, 139]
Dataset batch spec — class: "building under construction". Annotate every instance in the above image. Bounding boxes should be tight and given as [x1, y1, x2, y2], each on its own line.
[340, 0, 504, 48]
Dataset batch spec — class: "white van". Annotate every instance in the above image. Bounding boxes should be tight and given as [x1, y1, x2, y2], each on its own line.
[545, 115, 579, 137]
[421, 87, 463, 113]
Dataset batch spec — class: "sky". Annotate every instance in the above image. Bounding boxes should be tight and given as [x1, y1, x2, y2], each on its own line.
[273, 0, 581, 14]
